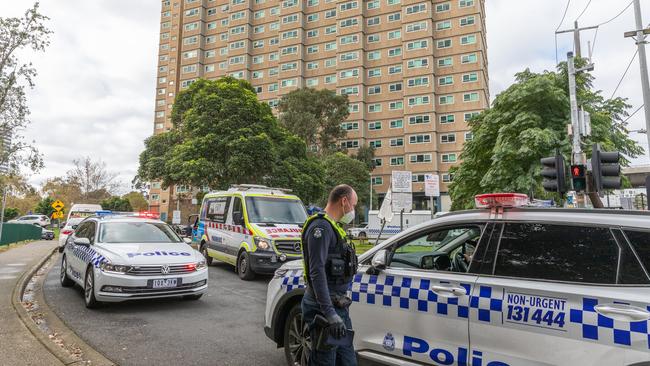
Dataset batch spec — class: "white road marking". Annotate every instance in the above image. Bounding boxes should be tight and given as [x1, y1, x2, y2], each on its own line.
[0, 275, 17, 280]
[6, 263, 26, 266]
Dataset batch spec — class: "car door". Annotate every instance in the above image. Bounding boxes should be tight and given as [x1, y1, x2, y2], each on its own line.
[204, 196, 234, 263]
[469, 222, 650, 366]
[228, 196, 249, 251]
[67, 222, 90, 282]
[351, 223, 487, 365]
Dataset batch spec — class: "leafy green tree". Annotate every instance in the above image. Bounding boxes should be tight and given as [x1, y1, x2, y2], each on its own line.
[101, 196, 133, 212]
[3, 207, 19, 221]
[34, 197, 55, 217]
[138, 77, 325, 204]
[0, 3, 51, 172]
[277, 88, 349, 154]
[449, 62, 644, 210]
[123, 191, 148, 211]
[322, 152, 370, 217]
[353, 145, 376, 171]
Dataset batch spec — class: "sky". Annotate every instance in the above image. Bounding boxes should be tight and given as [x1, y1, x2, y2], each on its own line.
[1, 0, 650, 193]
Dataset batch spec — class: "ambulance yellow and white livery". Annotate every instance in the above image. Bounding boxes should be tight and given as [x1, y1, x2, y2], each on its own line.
[264, 193, 650, 366]
[196, 185, 307, 280]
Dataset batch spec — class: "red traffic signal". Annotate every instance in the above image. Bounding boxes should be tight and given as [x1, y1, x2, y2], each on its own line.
[571, 165, 585, 178]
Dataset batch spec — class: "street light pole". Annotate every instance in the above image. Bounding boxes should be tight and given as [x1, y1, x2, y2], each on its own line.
[626, 0, 650, 159]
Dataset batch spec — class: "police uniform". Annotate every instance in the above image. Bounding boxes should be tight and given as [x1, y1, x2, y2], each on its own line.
[300, 212, 358, 366]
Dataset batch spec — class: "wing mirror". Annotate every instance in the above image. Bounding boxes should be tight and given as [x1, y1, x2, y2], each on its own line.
[73, 237, 90, 246]
[183, 237, 192, 245]
[232, 212, 245, 226]
[367, 249, 388, 275]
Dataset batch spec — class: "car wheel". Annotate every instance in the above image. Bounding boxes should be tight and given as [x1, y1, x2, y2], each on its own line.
[237, 251, 255, 281]
[284, 302, 310, 366]
[60, 256, 74, 287]
[84, 266, 100, 309]
[358, 232, 367, 239]
[201, 243, 213, 266]
[183, 294, 203, 301]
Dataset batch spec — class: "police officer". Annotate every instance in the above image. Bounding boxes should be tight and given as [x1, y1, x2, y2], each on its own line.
[301, 184, 358, 366]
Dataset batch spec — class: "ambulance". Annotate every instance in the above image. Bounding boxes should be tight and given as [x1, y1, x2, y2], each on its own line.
[264, 193, 650, 365]
[195, 185, 307, 280]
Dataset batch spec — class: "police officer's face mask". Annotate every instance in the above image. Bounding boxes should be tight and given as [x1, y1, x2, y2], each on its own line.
[339, 199, 355, 224]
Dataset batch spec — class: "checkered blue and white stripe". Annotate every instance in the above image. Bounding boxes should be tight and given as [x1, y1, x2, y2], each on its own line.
[350, 273, 473, 319]
[469, 285, 504, 323]
[70, 243, 106, 268]
[569, 297, 650, 349]
[280, 269, 305, 292]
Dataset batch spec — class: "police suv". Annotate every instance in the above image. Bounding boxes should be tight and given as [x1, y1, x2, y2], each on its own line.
[264, 193, 650, 366]
[60, 213, 208, 308]
[194, 184, 307, 280]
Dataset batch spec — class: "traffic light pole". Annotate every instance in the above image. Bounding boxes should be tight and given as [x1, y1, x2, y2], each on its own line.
[568, 52, 587, 207]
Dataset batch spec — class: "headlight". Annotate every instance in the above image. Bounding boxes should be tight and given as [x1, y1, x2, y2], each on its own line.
[99, 262, 132, 274]
[254, 236, 272, 251]
[196, 259, 207, 270]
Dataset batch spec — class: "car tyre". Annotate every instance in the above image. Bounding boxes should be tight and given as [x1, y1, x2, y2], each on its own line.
[284, 302, 310, 366]
[60, 256, 74, 287]
[201, 243, 213, 266]
[358, 232, 367, 239]
[84, 266, 101, 309]
[183, 294, 203, 301]
[237, 251, 255, 281]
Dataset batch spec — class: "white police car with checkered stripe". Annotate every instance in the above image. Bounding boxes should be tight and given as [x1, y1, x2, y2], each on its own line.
[60, 213, 207, 308]
[264, 193, 650, 365]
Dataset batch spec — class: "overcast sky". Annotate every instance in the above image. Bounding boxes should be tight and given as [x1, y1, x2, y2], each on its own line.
[2, 0, 649, 192]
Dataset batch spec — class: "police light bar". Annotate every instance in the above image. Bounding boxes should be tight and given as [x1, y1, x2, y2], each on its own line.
[474, 193, 529, 208]
[95, 210, 114, 217]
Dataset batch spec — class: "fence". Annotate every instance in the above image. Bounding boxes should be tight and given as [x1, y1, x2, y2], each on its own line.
[0, 223, 43, 246]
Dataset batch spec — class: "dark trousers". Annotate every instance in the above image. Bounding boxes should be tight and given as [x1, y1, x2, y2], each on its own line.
[301, 292, 357, 366]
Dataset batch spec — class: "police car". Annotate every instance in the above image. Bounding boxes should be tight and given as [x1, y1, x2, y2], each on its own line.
[60, 213, 208, 308]
[264, 193, 650, 366]
[193, 184, 307, 280]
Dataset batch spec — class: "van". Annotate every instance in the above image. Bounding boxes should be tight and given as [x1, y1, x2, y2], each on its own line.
[194, 185, 307, 280]
[58, 204, 103, 252]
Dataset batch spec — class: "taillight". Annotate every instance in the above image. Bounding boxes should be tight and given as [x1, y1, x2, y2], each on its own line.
[61, 230, 73, 235]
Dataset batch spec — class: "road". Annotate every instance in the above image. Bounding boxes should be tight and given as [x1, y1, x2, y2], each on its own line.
[43, 253, 286, 366]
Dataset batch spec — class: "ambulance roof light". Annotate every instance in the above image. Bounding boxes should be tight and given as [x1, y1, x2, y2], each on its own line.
[474, 193, 529, 209]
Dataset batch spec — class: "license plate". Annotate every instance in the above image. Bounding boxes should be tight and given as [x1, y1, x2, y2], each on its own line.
[152, 278, 178, 289]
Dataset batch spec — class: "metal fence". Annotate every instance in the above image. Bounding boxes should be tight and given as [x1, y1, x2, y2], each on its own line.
[0, 223, 42, 246]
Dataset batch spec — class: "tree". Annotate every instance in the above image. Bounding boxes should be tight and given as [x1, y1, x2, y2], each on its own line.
[41, 176, 82, 209]
[34, 197, 55, 217]
[67, 157, 119, 201]
[321, 152, 370, 219]
[3, 207, 19, 221]
[0, 3, 51, 173]
[353, 145, 376, 171]
[277, 88, 350, 154]
[101, 196, 133, 212]
[449, 62, 644, 210]
[138, 77, 325, 204]
[123, 191, 148, 211]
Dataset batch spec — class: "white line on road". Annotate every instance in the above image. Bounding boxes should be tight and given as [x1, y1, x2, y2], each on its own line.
[6, 263, 26, 266]
[0, 275, 17, 280]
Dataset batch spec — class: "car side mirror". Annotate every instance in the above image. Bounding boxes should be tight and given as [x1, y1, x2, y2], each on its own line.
[233, 212, 244, 226]
[371, 249, 387, 270]
[74, 237, 90, 246]
[183, 237, 192, 245]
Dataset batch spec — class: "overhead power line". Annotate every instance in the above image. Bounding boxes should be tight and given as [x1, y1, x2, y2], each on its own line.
[624, 104, 645, 124]
[576, 0, 592, 22]
[610, 49, 639, 99]
[555, 0, 572, 65]
[597, 0, 633, 26]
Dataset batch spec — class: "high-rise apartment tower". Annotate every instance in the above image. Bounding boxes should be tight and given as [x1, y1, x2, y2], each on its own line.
[150, 0, 489, 219]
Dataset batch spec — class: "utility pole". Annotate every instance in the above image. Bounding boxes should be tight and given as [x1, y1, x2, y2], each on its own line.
[625, 0, 650, 159]
[574, 21, 582, 58]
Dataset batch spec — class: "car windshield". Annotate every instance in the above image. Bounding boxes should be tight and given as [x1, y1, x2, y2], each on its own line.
[245, 197, 307, 225]
[98, 222, 182, 243]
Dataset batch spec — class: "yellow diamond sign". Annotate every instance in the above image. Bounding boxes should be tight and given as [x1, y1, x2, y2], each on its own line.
[51, 200, 64, 212]
[51, 211, 64, 219]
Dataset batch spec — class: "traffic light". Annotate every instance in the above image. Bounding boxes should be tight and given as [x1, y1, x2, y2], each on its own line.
[592, 144, 621, 191]
[571, 164, 587, 192]
[541, 152, 567, 194]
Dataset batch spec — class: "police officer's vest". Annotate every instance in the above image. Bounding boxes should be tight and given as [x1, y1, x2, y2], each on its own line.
[301, 212, 358, 288]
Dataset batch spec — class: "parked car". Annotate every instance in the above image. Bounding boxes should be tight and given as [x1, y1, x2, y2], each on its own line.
[41, 228, 55, 240]
[8, 215, 50, 227]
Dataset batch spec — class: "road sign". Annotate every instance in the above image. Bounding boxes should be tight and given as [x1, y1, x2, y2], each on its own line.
[51, 211, 64, 219]
[172, 210, 181, 224]
[51, 200, 65, 212]
[424, 174, 440, 197]
[392, 192, 413, 213]
[391, 171, 412, 193]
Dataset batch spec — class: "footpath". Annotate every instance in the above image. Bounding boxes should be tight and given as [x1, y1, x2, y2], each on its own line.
[0, 240, 64, 365]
